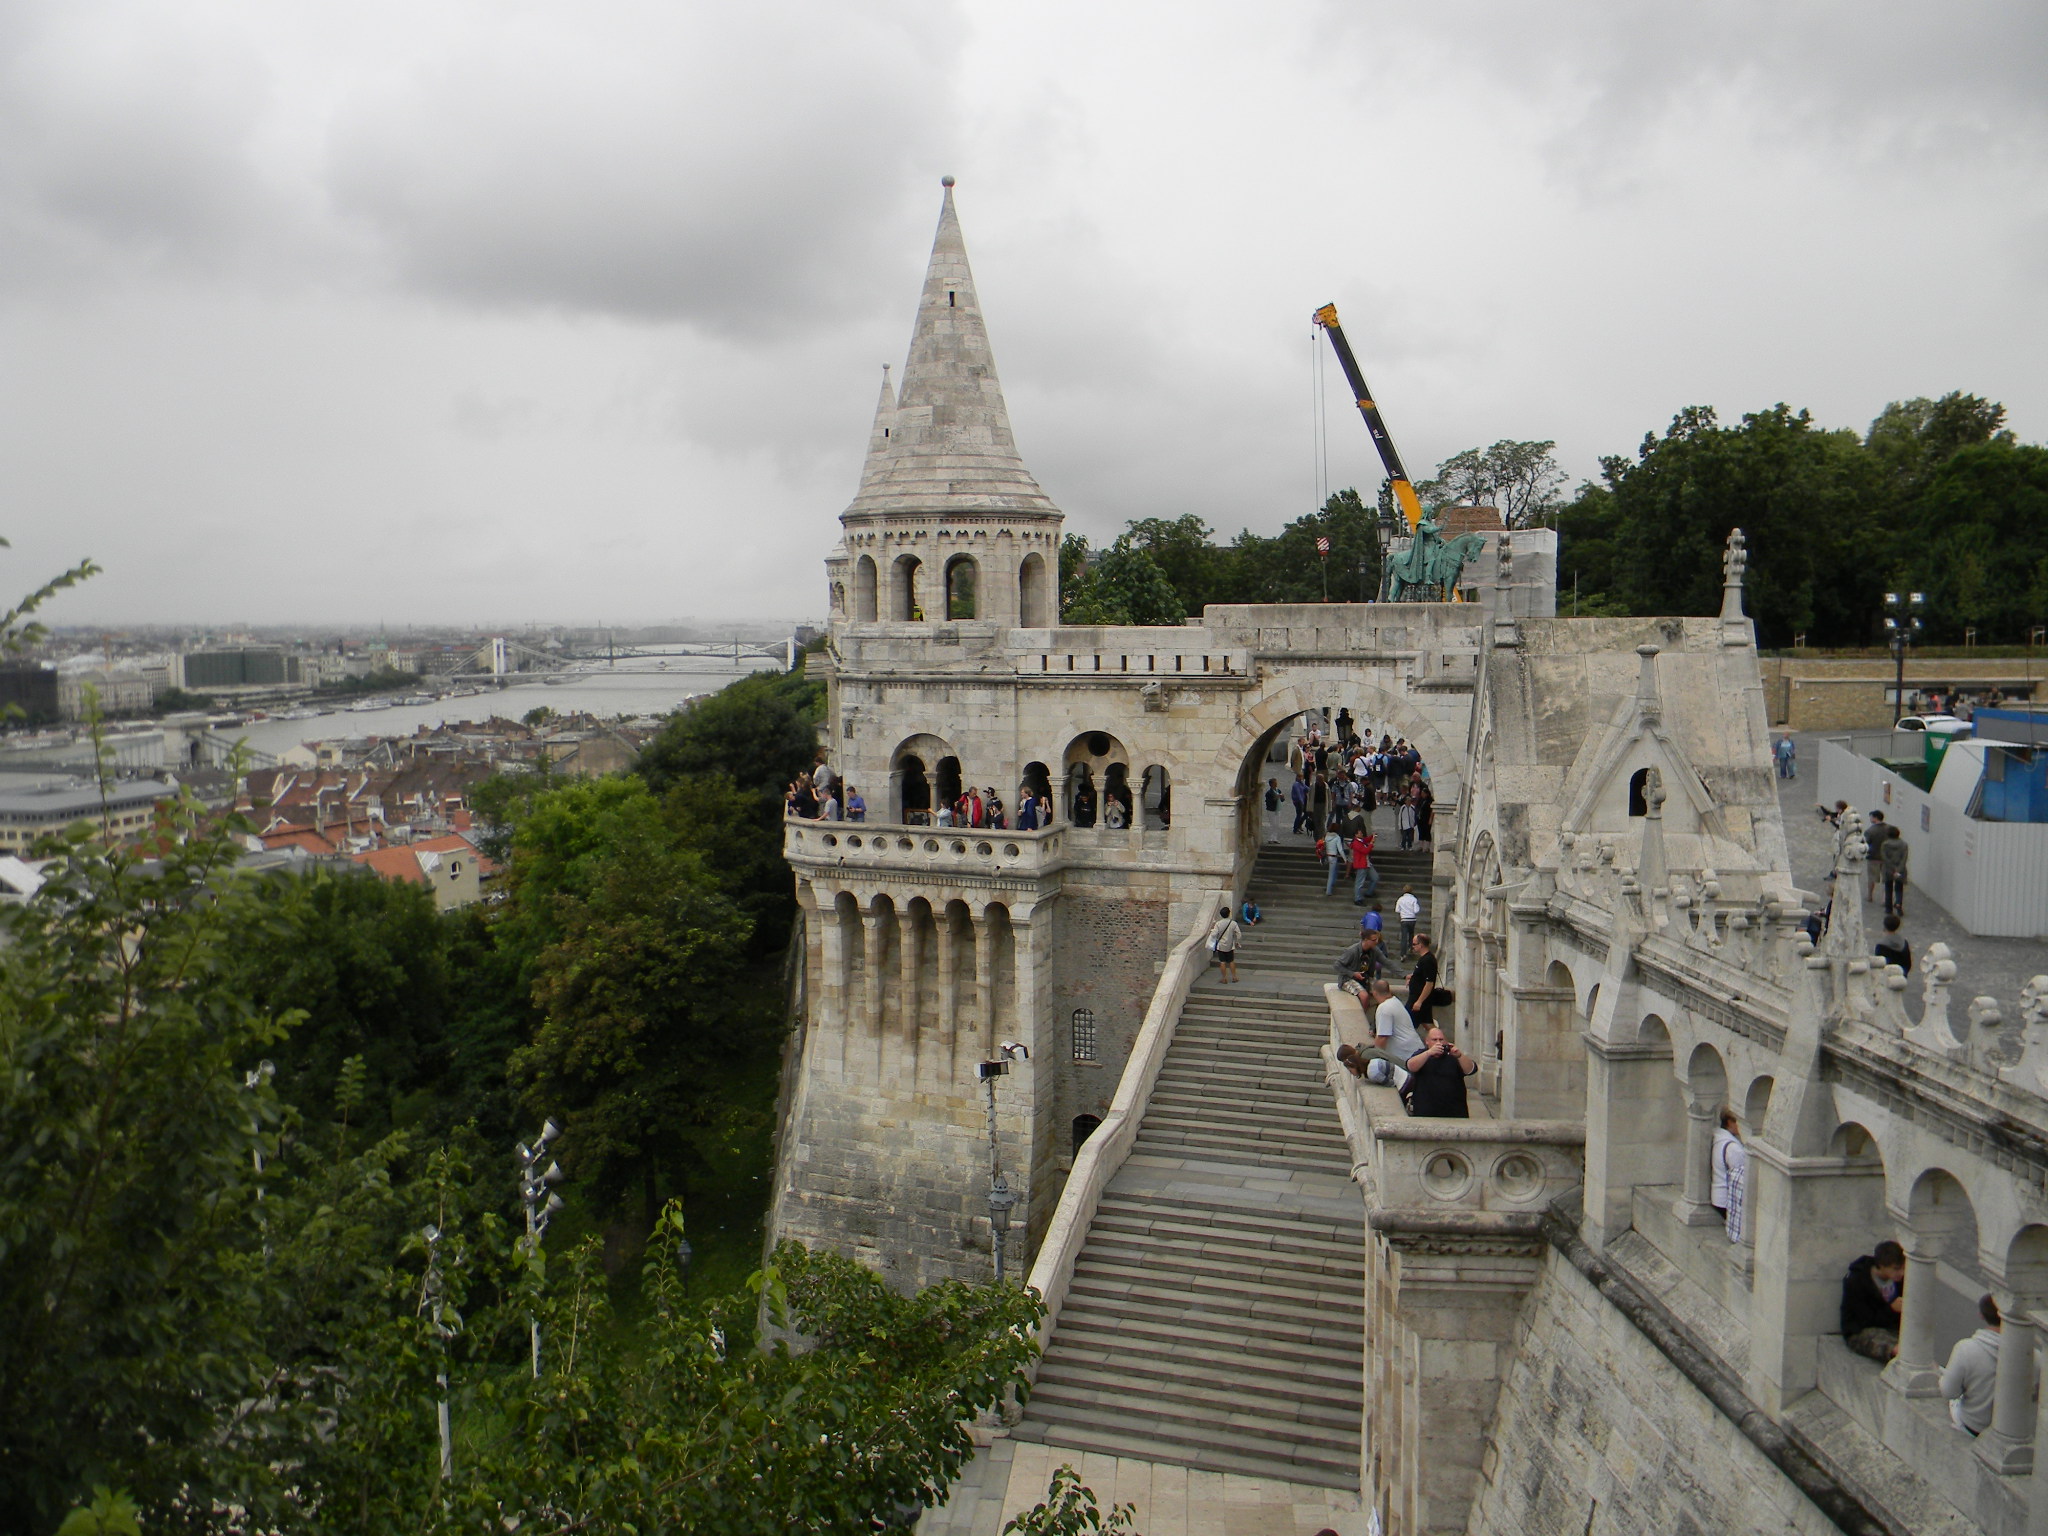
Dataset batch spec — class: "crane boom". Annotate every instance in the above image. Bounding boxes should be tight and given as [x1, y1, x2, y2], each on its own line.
[1312, 303, 1424, 533]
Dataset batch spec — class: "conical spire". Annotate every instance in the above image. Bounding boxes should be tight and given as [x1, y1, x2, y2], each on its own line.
[843, 179, 1060, 521]
[855, 364, 897, 491]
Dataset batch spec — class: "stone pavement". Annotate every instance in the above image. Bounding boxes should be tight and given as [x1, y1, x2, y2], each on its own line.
[917, 1436, 1366, 1535]
[1781, 731, 2046, 1006]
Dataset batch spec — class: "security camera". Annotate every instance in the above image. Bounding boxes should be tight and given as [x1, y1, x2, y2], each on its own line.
[999, 1041, 1030, 1062]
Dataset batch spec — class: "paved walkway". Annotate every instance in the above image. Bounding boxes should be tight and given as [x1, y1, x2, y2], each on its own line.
[918, 1436, 1365, 1535]
[1781, 732, 2045, 1006]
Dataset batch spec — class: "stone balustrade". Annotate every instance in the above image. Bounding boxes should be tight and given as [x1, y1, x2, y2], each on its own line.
[783, 818, 1065, 881]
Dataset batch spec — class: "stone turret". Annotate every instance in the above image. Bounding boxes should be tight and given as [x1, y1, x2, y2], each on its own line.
[835, 178, 1062, 629]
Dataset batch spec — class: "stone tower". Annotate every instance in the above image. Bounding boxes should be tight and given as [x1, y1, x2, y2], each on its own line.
[825, 178, 1063, 630]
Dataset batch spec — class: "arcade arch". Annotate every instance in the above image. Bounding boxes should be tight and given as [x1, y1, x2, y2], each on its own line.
[1019, 552, 1051, 627]
[891, 553, 924, 621]
[1063, 730, 1130, 828]
[943, 555, 978, 620]
[854, 556, 878, 623]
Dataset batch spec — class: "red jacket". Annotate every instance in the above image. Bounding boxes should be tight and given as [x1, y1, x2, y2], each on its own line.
[1350, 835, 1374, 871]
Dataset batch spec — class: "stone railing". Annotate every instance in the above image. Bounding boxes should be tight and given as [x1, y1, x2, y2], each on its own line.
[1322, 983, 1585, 1226]
[783, 819, 1064, 882]
[1021, 886, 1232, 1374]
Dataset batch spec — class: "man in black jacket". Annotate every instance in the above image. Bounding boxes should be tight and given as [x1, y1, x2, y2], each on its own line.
[1841, 1240, 1906, 1361]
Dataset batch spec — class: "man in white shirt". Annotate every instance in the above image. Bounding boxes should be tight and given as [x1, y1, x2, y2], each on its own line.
[1365, 980, 1425, 1086]
[1942, 1295, 2003, 1435]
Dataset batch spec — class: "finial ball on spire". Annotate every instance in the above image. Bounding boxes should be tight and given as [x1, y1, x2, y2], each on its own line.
[941, 175, 956, 188]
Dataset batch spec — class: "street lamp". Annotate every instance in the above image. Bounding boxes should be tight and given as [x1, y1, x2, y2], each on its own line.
[517, 1119, 565, 1378]
[1883, 591, 1924, 723]
[975, 1042, 1030, 1283]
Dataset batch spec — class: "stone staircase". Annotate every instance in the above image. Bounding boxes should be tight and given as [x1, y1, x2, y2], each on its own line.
[1236, 818, 1436, 986]
[1012, 835, 1385, 1489]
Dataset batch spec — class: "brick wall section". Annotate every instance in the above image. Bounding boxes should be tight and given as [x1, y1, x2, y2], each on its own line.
[1049, 896, 1169, 1173]
[1467, 1251, 1839, 1536]
[1759, 656, 2044, 729]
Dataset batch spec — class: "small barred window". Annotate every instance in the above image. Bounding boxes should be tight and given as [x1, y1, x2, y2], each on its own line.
[1071, 1009, 1098, 1062]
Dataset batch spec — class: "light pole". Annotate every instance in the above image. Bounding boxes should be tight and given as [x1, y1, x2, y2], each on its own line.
[1884, 591, 1925, 723]
[420, 1223, 455, 1480]
[243, 1060, 274, 1258]
[975, 1042, 1029, 1283]
[517, 1120, 564, 1378]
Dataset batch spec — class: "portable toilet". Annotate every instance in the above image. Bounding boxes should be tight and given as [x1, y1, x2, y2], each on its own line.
[1925, 719, 1972, 778]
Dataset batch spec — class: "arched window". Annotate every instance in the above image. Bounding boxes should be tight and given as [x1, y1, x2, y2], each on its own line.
[854, 556, 878, 623]
[935, 755, 963, 814]
[897, 754, 930, 822]
[1019, 551, 1050, 628]
[1072, 1114, 1102, 1153]
[1140, 765, 1171, 829]
[1071, 1008, 1098, 1061]
[1628, 768, 1650, 817]
[944, 555, 978, 620]
[892, 553, 923, 622]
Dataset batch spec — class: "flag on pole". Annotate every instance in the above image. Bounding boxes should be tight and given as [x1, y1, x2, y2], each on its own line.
[1315, 537, 1330, 555]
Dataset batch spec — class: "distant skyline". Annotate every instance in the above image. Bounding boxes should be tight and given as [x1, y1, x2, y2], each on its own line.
[3, 1, 2043, 626]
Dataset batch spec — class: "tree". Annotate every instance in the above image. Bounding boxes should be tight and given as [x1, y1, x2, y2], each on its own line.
[635, 667, 823, 797]
[222, 869, 456, 1133]
[1907, 441, 2048, 643]
[1122, 513, 1222, 617]
[509, 819, 759, 1225]
[1061, 536, 1186, 626]
[1417, 440, 1566, 528]
[0, 786, 286, 1531]
[1219, 488, 1379, 604]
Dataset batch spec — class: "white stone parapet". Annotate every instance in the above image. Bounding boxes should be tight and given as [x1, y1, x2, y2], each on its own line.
[784, 818, 1066, 883]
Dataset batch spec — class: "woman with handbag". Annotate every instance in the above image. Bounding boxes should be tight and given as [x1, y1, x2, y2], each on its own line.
[1208, 906, 1242, 985]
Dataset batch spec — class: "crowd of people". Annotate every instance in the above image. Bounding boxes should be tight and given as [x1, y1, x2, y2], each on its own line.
[783, 749, 1060, 831]
[1807, 803, 1918, 976]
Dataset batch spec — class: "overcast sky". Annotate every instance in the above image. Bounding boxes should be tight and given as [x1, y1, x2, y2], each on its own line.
[4, 0, 2043, 628]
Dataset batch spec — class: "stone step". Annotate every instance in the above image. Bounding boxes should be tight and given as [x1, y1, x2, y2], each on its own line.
[1007, 1415, 1356, 1491]
[1047, 1315, 1361, 1390]
[1085, 1215, 1361, 1271]
[1128, 1140, 1346, 1179]
[1032, 1358, 1360, 1434]
[1141, 1100, 1342, 1133]
[1062, 1269, 1343, 1332]
[1134, 1108, 1345, 1145]
[1077, 1238, 1363, 1292]
[1095, 1192, 1363, 1241]
[1013, 1398, 1358, 1488]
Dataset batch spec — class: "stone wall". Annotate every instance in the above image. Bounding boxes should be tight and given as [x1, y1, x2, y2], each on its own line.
[1467, 1250, 1839, 1536]
[1758, 655, 2043, 729]
[1049, 894, 1169, 1174]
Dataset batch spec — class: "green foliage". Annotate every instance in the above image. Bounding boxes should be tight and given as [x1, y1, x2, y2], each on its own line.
[1417, 439, 1565, 529]
[148, 687, 217, 714]
[1906, 441, 2048, 642]
[636, 666, 824, 797]
[1004, 1464, 1141, 1534]
[220, 869, 455, 1133]
[0, 783, 286, 1531]
[1061, 535, 1187, 625]
[1222, 487, 1380, 604]
[317, 666, 416, 696]
[55, 1487, 141, 1536]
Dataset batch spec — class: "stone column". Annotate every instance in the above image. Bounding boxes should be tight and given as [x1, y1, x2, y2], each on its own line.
[1887, 1234, 1945, 1398]
[972, 909, 995, 1062]
[2027, 1312, 2048, 1534]
[1978, 1308, 2037, 1474]
[862, 907, 887, 1070]
[897, 906, 922, 1083]
[817, 894, 847, 1075]
[935, 907, 958, 1084]
[1673, 1100, 1722, 1226]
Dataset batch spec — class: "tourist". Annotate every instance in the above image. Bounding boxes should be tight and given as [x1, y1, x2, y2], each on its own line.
[1350, 828, 1378, 903]
[845, 785, 865, 822]
[1103, 795, 1127, 830]
[792, 773, 819, 820]
[1265, 777, 1282, 815]
[1290, 773, 1310, 835]
[1941, 1296, 2003, 1435]
[1775, 736, 1797, 779]
[1407, 932, 1441, 1025]
[934, 799, 954, 827]
[1322, 825, 1346, 896]
[1840, 1240, 1906, 1361]
[1333, 937, 1377, 997]
[1360, 900, 1385, 962]
[820, 784, 842, 821]
[1820, 799, 1849, 828]
[1710, 1109, 1747, 1243]
[1395, 886, 1421, 952]
[1208, 905, 1241, 985]
[1863, 811, 1896, 904]
[1396, 794, 1418, 851]
[1416, 783, 1435, 850]
[1874, 913, 1912, 976]
[811, 750, 837, 806]
[1404, 1026, 1477, 1117]
[1879, 829, 1910, 918]
[1240, 896, 1261, 927]
[986, 787, 1005, 829]
[1368, 979, 1425, 1083]
[1015, 792, 1038, 832]
[1035, 788, 1054, 828]
[1072, 782, 1097, 827]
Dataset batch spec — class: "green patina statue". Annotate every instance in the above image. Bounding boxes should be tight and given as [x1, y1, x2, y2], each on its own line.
[1385, 515, 1489, 601]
